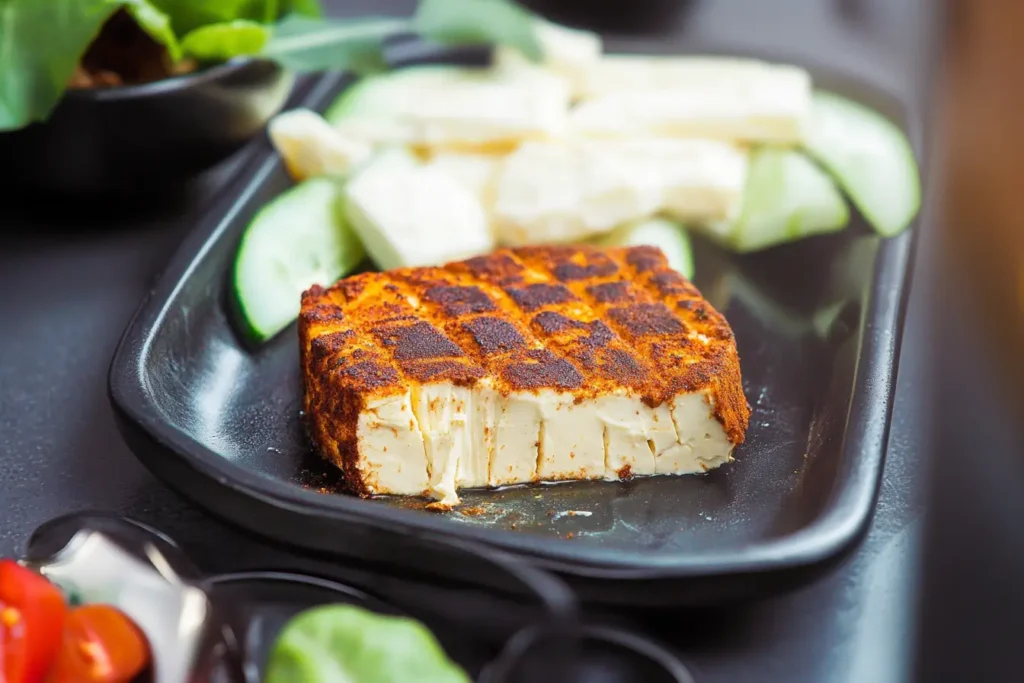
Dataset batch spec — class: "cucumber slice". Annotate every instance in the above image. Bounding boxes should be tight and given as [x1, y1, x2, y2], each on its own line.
[233, 177, 365, 342]
[598, 217, 695, 279]
[323, 63, 570, 152]
[805, 90, 921, 237]
[324, 65, 481, 124]
[707, 147, 849, 253]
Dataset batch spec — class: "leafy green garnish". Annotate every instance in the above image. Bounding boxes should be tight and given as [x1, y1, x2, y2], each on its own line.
[415, 0, 541, 60]
[0, 0, 121, 131]
[123, 0, 181, 60]
[280, 0, 322, 19]
[260, 15, 408, 74]
[181, 19, 270, 62]
[265, 604, 471, 683]
[0, 0, 542, 132]
[149, 0, 280, 35]
[255, 0, 543, 74]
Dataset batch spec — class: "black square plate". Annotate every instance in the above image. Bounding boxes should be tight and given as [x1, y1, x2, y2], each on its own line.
[109, 43, 920, 607]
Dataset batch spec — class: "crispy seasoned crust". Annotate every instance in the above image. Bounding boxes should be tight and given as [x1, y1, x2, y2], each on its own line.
[299, 245, 751, 494]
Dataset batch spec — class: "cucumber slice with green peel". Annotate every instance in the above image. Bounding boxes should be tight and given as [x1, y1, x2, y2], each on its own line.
[324, 65, 484, 124]
[597, 217, 695, 279]
[233, 178, 366, 343]
[805, 90, 921, 237]
[323, 64, 570, 151]
[706, 147, 850, 253]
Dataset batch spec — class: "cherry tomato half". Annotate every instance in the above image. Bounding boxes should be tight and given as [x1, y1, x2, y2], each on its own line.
[46, 605, 149, 683]
[1, 560, 68, 683]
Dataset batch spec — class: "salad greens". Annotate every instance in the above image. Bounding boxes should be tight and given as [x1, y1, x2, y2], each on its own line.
[261, 15, 408, 74]
[0, 0, 541, 132]
[179, 19, 271, 62]
[123, 0, 183, 59]
[415, 0, 542, 60]
[0, 0, 125, 132]
[265, 604, 471, 683]
[148, 0, 320, 35]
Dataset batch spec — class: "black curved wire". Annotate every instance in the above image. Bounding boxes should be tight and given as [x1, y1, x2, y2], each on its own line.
[414, 532, 578, 620]
[21, 509, 198, 576]
[479, 623, 697, 683]
[405, 531, 580, 683]
[583, 625, 696, 683]
[24, 514, 712, 683]
[23, 513, 582, 682]
[200, 571, 404, 683]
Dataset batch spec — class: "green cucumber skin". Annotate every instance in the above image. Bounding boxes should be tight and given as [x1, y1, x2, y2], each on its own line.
[230, 276, 266, 346]
[233, 198, 292, 344]
[805, 90, 921, 237]
[323, 74, 378, 123]
[725, 147, 850, 254]
[324, 65, 480, 124]
[233, 177, 365, 344]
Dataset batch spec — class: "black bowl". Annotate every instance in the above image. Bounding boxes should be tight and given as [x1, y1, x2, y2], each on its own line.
[0, 59, 294, 197]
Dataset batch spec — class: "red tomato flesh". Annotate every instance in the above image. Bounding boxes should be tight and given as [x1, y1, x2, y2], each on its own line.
[1, 560, 68, 683]
[46, 605, 150, 683]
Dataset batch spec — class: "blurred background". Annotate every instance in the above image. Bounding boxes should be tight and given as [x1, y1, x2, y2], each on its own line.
[915, 1, 1024, 680]
[1, 0, 1022, 681]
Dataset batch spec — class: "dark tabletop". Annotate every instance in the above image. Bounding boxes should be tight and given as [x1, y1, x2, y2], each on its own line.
[0, 1, 937, 681]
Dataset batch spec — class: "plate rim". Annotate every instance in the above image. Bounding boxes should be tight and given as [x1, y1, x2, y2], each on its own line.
[108, 55, 921, 585]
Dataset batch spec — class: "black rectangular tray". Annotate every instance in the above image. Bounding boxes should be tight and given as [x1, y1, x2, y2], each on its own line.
[109, 45, 919, 607]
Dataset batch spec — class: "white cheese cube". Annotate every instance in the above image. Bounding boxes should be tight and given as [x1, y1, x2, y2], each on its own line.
[571, 56, 812, 145]
[493, 18, 603, 98]
[268, 108, 374, 181]
[344, 148, 495, 270]
[492, 138, 747, 245]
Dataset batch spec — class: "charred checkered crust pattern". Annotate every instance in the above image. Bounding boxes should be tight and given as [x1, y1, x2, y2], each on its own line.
[299, 245, 750, 497]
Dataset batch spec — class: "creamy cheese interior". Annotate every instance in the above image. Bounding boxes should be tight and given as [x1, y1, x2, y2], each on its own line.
[353, 383, 734, 506]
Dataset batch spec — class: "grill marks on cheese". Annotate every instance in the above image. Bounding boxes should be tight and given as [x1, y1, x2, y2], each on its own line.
[300, 245, 749, 503]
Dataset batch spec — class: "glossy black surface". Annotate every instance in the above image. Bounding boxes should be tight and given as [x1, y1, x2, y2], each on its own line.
[0, 0, 937, 680]
[192, 572, 694, 683]
[203, 572, 402, 682]
[18, 512, 684, 683]
[523, 0, 696, 33]
[24, 509, 202, 581]
[108, 49, 917, 604]
[481, 625, 695, 683]
[0, 60, 293, 197]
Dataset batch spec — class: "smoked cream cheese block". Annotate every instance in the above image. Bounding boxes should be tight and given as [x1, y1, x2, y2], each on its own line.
[299, 245, 750, 508]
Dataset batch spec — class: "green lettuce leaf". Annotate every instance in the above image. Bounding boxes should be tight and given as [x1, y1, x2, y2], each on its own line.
[122, 0, 181, 60]
[414, 0, 541, 60]
[260, 15, 409, 74]
[148, 0, 319, 33]
[149, 0, 255, 33]
[181, 19, 270, 61]
[265, 605, 471, 683]
[280, 0, 322, 19]
[0, 0, 539, 132]
[0, 0, 123, 131]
